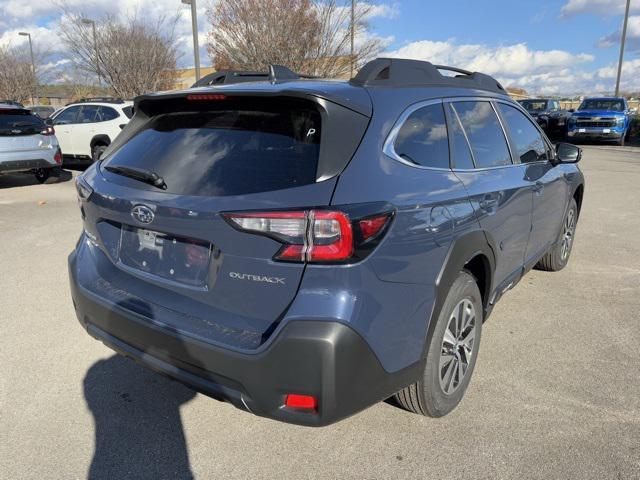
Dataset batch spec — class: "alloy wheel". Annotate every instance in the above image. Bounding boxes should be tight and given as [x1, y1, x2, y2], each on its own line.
[439, 299, 476, 395]
[561, 208, 576, 261]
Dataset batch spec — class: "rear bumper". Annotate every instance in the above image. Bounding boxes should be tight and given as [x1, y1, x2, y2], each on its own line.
[69, 250, 419, 426]
[0, 158, 58, 174]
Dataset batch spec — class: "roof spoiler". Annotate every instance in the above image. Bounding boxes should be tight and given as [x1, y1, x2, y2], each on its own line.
[350, 58, 506, 94]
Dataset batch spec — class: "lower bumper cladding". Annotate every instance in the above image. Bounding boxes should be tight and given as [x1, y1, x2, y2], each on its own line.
[69, 251, 419, 426]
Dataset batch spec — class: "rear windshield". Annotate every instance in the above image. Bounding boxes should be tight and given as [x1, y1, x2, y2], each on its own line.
[0, 109, 45, 136]
[102, 99, 322, 196]
[578, 99, 625, 111]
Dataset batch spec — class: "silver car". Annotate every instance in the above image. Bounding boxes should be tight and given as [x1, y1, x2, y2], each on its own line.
[0, 104, 62, 183]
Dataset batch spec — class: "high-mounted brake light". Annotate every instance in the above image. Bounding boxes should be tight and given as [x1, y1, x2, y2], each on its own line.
[187, 93, 227, 101]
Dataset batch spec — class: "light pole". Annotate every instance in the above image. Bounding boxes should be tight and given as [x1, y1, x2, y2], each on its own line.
[18, 32, 37, 105]
[182, 0, 201, 81]
[614, 0, 631, 97]
[350, 0, 355, 78]
[81, 18, 102, 88]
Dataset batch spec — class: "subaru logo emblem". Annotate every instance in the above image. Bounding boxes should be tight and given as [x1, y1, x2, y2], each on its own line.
[131, 205, 155, 225]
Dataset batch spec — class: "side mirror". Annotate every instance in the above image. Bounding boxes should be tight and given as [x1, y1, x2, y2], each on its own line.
[555, 143, 582, 164]
[568, 109, 575, 113]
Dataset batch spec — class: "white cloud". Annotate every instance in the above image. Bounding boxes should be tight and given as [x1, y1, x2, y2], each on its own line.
[560, 0, 640, 18]
[597, 15, 640, 51]
[384, 38, 640, 94]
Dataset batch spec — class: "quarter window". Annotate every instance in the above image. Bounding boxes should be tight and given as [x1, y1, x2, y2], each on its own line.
[498, 104, 548, 163]
[452, 101, 511, 168]
[99, 107, 119, 122]
[393, 103, 450, 169]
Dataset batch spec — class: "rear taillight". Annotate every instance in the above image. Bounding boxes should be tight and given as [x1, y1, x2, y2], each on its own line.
[224, 209, 392, 263]
[54, 148, 62, 165]
[41, 126, 55, 136]
[187, 93, 227, 101]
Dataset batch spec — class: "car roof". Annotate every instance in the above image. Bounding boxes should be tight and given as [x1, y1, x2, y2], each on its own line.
[0, 103, 28, 111]
[583, 97, 624, 101]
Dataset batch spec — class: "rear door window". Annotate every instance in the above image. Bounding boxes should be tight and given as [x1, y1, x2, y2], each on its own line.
[497, 103, 548, 163]
[452, 101, 512, 168]
[102, 98, 322, 196]
[78, 105, 101, 123]
[98, 107, 119, 121]
[393, 103, 449, 168]
[445, 103, 475, 169]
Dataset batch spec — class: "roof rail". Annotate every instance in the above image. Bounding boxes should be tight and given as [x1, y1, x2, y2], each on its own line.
[75, 97, 125, 104]
[350, 58, 506, 94]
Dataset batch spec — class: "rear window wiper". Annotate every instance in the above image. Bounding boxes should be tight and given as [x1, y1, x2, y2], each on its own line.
[104, 165, 167, 190]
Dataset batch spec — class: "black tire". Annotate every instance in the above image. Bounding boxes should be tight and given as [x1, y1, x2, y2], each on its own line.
[535, 197, 578, 272]
[34, 168, 50, 184]
[395, 271, 483, 417]
[92, 144, 107, 163]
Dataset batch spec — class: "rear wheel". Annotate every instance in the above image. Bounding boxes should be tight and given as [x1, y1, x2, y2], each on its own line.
[536, 197, 578, 271]
[395, 271, 482, 417]
[34, 168, 50, 184]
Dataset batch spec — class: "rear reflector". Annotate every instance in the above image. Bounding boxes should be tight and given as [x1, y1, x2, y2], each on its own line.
[285, 394, 317, 410]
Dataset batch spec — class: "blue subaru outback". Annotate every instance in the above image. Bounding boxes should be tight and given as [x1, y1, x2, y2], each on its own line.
[69, 58, 585, 426]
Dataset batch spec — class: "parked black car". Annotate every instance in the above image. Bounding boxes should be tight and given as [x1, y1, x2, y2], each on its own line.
[518, 99, 571, 138]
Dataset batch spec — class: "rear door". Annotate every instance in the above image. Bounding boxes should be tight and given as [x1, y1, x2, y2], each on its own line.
[72, 105, 102, 157]
[81, 95, 365, 348]
[496, 102, 569, 265]
[446, 99, 533, 290]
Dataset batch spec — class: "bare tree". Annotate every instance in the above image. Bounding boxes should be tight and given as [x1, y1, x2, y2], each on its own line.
[59, 11, 181, 98]
[206, 0, 381, 78]
[0, 45, 37, 103]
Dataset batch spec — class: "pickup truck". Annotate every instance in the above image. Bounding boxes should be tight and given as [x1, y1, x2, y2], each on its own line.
[567, 97, 636, 146]
[518, 98, 571, 138]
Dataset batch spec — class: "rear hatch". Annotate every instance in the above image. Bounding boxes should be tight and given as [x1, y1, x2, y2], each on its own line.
[80, 91, 369, 350]
[0, 109, 50, 153]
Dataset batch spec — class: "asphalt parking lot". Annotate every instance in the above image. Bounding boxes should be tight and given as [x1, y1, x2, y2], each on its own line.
[1, 146, 639, 480]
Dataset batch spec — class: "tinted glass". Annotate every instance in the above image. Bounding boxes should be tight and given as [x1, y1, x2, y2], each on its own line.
[103, 100, 322, 196]
[122, 106, 133, 119]
[78, 105, 100, 123]
[99, 107, 119, 121]
[393, 103, 449, 168]
[445, 103, 474, 169]
[498, 104, 548, 163]
[54, 106, 80, 124]
[578, 99, 624, 111]
[0, 109, 44, 136]
[453, 101, 511, 168]
[520, 100, 548, 112]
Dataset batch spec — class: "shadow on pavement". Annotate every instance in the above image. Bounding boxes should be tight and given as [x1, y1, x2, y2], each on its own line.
[0, 169, 73, 189]
[84, 355, 196, 480]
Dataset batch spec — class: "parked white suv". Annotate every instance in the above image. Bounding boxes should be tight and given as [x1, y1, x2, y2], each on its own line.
[0, 104, 62, 183]
[50, 98, 133, 163]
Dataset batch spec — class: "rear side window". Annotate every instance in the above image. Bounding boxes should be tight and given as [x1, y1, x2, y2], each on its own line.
[103, 99, 322, 196]
[498, 104, 548, 163]
[99, 107, 119, 121]
[0, 109, 44, 136]
[393, 103, 449, 169]
[452, 101, 511, 168]
[122, 106, 133, 119]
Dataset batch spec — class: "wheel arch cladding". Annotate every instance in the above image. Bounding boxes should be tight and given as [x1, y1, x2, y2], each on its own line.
[424, 231, 495, 356]
[573, 183, 584, 217]
[90, 134, 111, 149]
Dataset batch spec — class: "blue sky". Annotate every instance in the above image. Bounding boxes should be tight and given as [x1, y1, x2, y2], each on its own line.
[1, 0, 639, 94]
